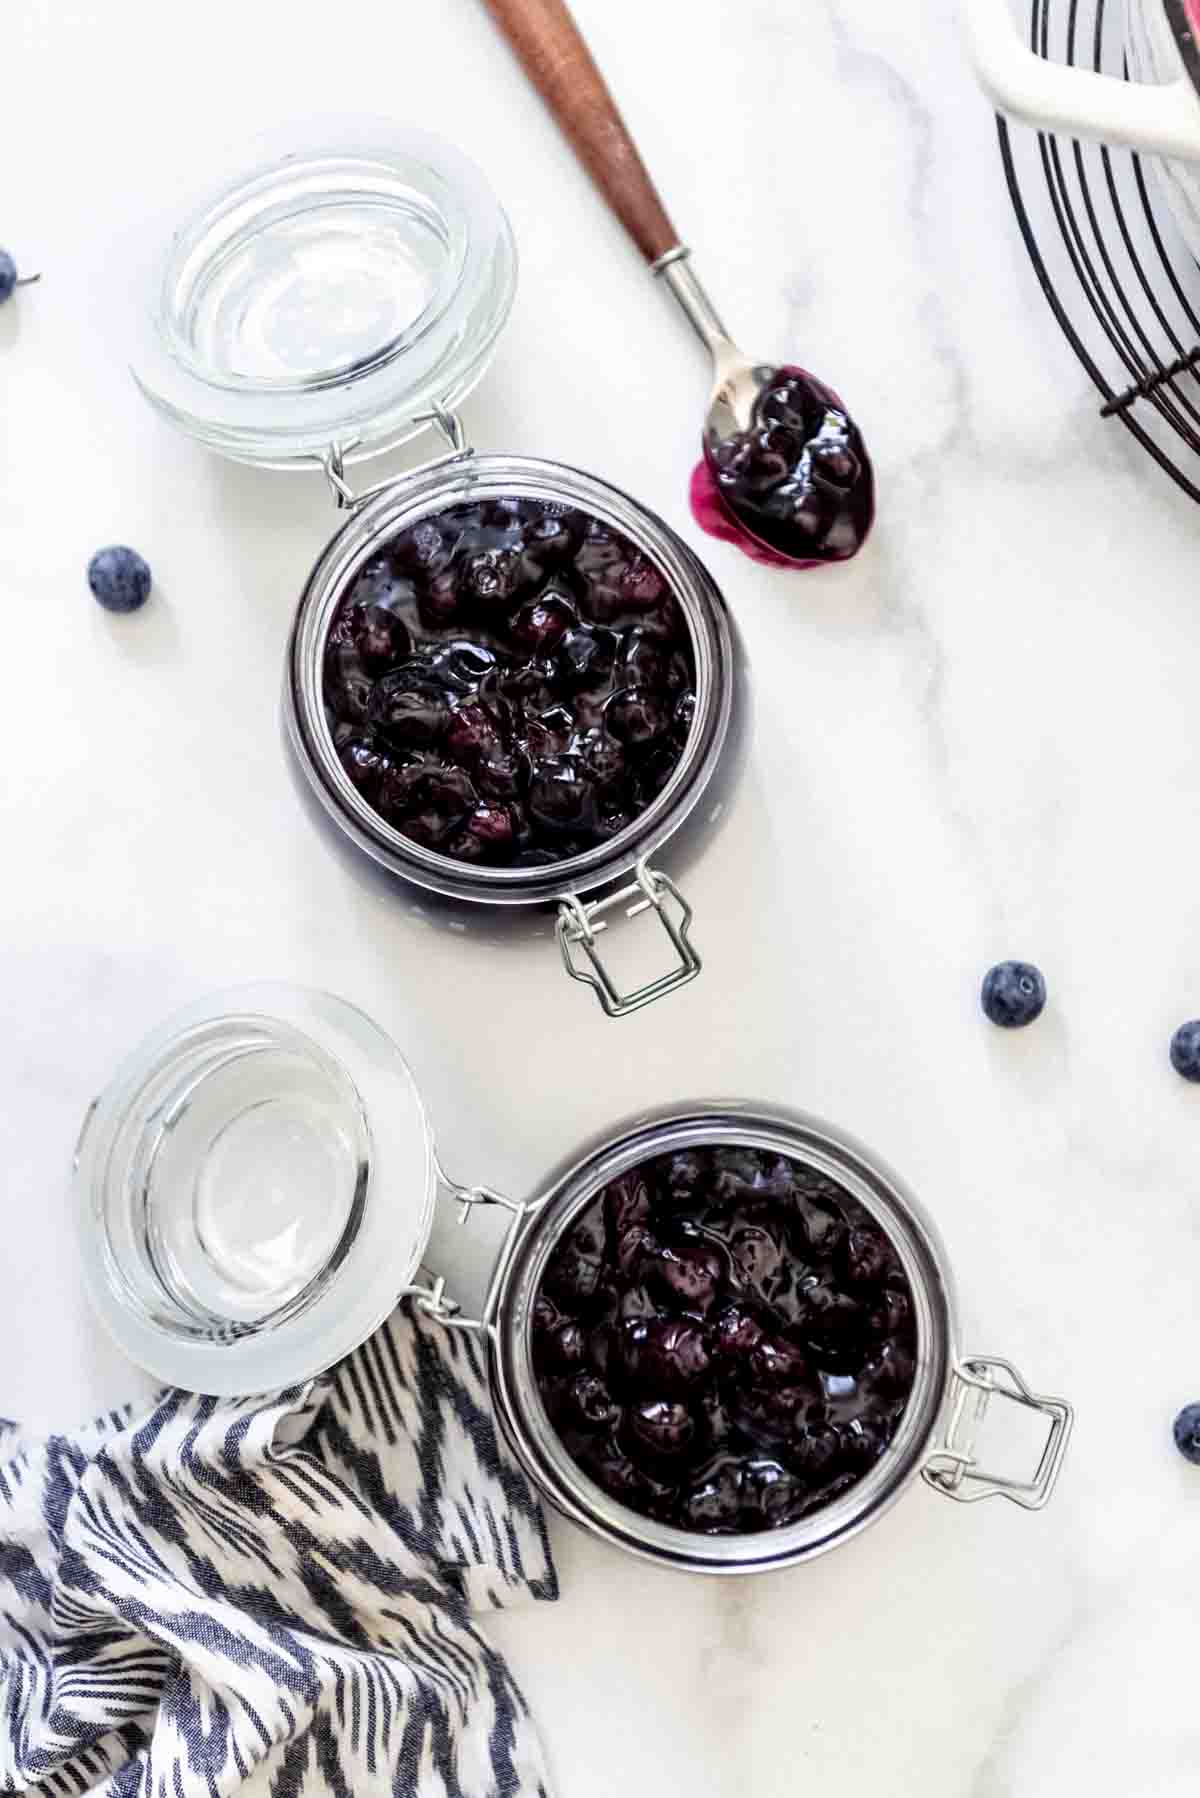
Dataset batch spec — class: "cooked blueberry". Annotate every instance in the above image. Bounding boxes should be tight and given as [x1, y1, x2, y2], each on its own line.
[802, 1286, 872, 1371]
[711, 1301, 766, 1363]
[512, 592, 576, 653]
[455, 802, 516, 859]
[325, 642, 374, 722]
[840, 1416, 888, 1469]
[714, 427, 794, 495]
[792, 1421, 842, 1480]
[445, 702, 504, 763]
[565, 1372, 621, 1431]
[1170, 1021, 1200, 1083]
[619, 1317, 711, 1394]
[628, 1398, 696, 1461]
[394, 518, 450, 577]
[1173, 1402, 1200, 1464]
[615, 1223, 659, 1279]
[744, 1459, 803, 1524]
[981, 961, 1047, 1028]
[87, 546, 152, 614]
[527, 754, 596, 833]
[419, 570, 461, 628]
[729, 1224, 786, 1306]
[338, 735, 390, 799]
[477, 749, 528, 800]
[353, 595, 413, 669]
[653, 1239, 725, 1312]
[460, 545, 526, 608]
[838, 1227, 893, 1291]
[866, 1340, 916, 1399]
[683, 1464, 743, 1531]
[558, 624, 618, 688]
[660, 1150, 709, 1206]
[541, 1321, 588, 1371]
[759, 380, 820, 435]
[369, 664, 452, 748]
[748, 1332, 812, 1387]
[603, 1173, 653, 1245]
[427, 639, 498, 692]
[605, 687, 670, 747]
[619, 627, 672, 690]
[523, 505, 586, 571]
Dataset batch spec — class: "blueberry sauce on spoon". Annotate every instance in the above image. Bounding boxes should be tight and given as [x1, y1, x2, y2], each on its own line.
[692, 365, 875, 568]
[480, 0, 876, 573]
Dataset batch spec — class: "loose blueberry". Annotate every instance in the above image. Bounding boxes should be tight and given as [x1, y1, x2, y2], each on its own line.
[1170, 1021, 1200, 1083]
[0, 250, 38, 305]
[1173, 1402, 1200, 1464]
[87, 545, 152, 614]
[981, 961, 1047, 1029]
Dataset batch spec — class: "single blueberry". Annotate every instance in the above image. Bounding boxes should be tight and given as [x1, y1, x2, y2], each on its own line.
[87, 545, 152, 614]
[1170, 1021, 1200, 1083]
[1173, 1402, 1200, 1464]
[0, 250, 38, 305]
[981, 960, 1046, 1029]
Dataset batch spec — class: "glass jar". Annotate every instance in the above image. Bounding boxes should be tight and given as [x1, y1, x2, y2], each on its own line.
[284, 444, 744, 1016]
[76, 988, 1073, 1572]
[124, 119, 746, 1017]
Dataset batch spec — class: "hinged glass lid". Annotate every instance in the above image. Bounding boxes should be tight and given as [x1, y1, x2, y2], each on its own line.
[126, 118, 517, 469]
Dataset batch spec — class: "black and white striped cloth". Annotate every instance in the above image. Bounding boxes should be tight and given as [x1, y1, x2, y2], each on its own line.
[0, 1305, 558, 1796]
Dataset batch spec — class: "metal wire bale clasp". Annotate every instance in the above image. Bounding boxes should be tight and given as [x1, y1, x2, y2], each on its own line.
[922, 1357, 1074, 1510]
[555, 860, 701, 1018]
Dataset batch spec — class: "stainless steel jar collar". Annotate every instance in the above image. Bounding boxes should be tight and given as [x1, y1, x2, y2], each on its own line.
[413, 1103, 1075, 1575]
[286, 411, 739, 1018]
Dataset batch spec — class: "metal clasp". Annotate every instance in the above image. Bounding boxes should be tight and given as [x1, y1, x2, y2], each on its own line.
[923, 1357, 1074, 1510]
[317, 405, 473, 512]
[556, 860, 701, 1019]
[400, 1152, 533, 1337]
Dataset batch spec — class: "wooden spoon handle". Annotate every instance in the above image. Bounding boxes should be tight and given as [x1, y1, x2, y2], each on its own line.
[480, 0, 681, 265]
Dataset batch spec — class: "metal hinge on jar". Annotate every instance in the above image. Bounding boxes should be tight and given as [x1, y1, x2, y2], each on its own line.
[318, 405, 473, 512]
[922, 1357, 1074, 1510]
[556, 861, 701, 1018]
[400, 1150, 537, 1338]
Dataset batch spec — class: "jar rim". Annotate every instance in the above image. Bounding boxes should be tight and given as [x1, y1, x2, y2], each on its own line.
[487, 1103, 958, 1574]
[286, 454, 736, 908]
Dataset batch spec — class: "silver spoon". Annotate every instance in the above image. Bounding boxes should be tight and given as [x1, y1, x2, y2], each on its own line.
[481, 0, 875, 569]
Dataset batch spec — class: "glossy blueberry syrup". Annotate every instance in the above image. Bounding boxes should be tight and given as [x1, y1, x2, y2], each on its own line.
[533, 1144, 917, 1535]
[694, 366, 874, 569]
[323, 499, 696, 867]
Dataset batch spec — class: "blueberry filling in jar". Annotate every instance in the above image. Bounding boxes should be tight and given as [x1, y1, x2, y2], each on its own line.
[530, 1144, 918, 1535]
[322, 498, 698, 867]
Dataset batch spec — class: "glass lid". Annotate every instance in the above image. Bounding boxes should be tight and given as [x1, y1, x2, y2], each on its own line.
[73, 984, 436, 1395]
[124, 118, 517, 469]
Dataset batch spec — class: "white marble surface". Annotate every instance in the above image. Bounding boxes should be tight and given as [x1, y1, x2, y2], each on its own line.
[6, 1, 1200, 1792]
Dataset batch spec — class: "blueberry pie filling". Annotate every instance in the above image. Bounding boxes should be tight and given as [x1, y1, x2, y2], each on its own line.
[693, 366, 874, 567]
[323, 499, 697, 866]
[533, 1145, 918, 1535]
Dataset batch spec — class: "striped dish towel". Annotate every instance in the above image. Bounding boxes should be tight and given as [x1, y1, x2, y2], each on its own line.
[0, 1304, 558, 1796]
